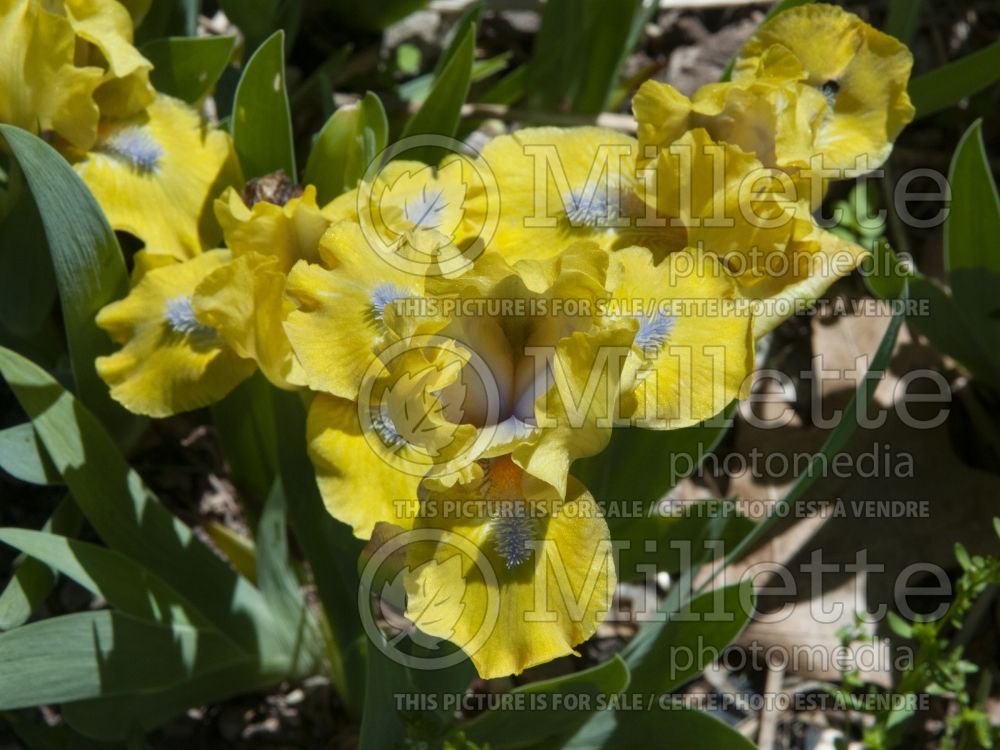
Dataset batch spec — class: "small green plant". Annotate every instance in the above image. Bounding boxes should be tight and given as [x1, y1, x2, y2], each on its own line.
[835, 520, 1000, 750]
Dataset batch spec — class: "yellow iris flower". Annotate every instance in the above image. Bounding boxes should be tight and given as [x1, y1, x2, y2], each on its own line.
[633, 127, 867, 337]
[0, 0, 152, 150]
[95, 250, 256, 417]
[297, 236, 641, 506]
[733, 3, 915, 173]
[467, 125, 867, 340]
[634, 3, 914, 193]
[633, 47, 827, 175]
[298, 219, 753, 675]
[1, 0, 240, 260]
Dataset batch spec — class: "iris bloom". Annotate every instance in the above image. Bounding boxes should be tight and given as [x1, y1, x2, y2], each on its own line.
[474, 125, 867, 338]
[292, 233, 634, 535]
[634, 127, 867, 337]
[296, 213, 753, 674]
[733, 3, 915, 173]
[634, 3, 914, 188]
[0, 0, 152, 150]
[95, 250, 255, 417]
[0, 0, 240, 259]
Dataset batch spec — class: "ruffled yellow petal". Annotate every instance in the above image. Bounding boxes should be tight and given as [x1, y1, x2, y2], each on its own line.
[633, 79, 693, 169]
[192, 252, 305, 388]
[306, 393, 422, 538]
[510, 237, 612, 296]
[335, 156, 494, 277]
[642, 128, 815, 281]
[634, 49, 828, 174]
[741, 227, 868, 338]
[64, 0, 154, 119]
[214, 185, 331, 271]
[71, 94, 242, 258]
[478, 127, 641, 263]
[115, 0, 148, 24]
[608, 246, 754, 428]
[362, 339, 483, 485]
[95, 250, 255, 417]
[404, 463, 615, 678]
[0, 0, 103, 149]
[284, 222, 427, 399]
[697, 46, 827, 171]
[512, 322, 634, 498]
[734, 3, 914, 171]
